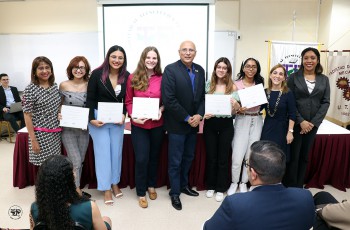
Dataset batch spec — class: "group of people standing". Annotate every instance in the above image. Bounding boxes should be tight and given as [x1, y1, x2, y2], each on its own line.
[19, 41, 331, 228]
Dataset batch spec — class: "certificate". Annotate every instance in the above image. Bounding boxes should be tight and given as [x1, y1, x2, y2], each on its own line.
[237, 83, 267, 108]
[132, 97, 159, 119]
[60, 105, 89, 129]
[205, 94, 232, 115]
[97, 102, 123, 123]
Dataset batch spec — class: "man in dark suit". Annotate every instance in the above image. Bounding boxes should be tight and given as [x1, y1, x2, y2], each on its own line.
[203, 141, 315, 230]
[161, 40, 205, 210]
[0, 73, 25, 132]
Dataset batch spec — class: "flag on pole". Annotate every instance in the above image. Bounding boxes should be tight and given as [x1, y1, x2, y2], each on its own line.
[326, 53, 350, 126]
[268, 41, 319, 76]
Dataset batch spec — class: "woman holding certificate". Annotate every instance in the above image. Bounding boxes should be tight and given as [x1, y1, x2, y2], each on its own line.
[86, 45, 129, 206]
[260, 64, 296, 162]
[22, 56, 61, 166]
[284, 47, 330, 188]
[203, 57, 240, 202]
[227, 58, 264, 195]
[59, 56, 91, 197]
[125, 46, 164, 208]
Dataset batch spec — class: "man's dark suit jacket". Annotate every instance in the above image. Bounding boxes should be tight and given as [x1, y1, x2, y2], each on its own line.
[0, 86, 21, 119]
[204, 184, 315, 230]
[287, 70, 330, 128]
[161, 60, 205, 134]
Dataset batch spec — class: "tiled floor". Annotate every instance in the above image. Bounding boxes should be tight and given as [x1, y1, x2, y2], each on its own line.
[1, 137, 349, 229]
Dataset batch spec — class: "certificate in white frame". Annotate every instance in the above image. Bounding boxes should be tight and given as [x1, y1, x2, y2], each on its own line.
[205, 94, 232, 116]
[97, 102, 123, 123]
[132, 97, 159, 119]
[237, 84, 267, 109]
[60, 105, 89, 129]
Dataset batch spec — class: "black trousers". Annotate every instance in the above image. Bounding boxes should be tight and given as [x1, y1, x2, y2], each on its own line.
[284, 124, 318, 188]
[131, 124, 164, 197]
[2, 111, 25, 132]
[313, 191, 339, 230]
[203, 117, 233, 192]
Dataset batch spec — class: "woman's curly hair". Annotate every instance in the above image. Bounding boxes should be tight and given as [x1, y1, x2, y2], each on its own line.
[35, 155, 87, 230]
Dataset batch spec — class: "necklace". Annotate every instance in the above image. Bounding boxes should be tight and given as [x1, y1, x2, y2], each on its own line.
[266, 90, 282, 117]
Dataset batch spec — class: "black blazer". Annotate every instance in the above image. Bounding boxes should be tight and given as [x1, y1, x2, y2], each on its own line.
[0, 86, 21, 119]
[287, 70, 330, 128]
[161, 60, 205, 134]
[86, 68, 129, 121]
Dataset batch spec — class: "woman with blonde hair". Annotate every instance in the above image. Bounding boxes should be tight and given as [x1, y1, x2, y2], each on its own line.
[260, 64, 296, 163]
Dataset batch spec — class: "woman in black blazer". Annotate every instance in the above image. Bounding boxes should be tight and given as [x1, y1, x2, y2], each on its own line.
[284, 47, 330, 188]
[86, 45, 129, 205]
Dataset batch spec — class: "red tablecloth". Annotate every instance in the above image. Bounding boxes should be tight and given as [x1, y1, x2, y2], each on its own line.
[13, 132, 207, 190]
[304, 134, 350, 191]
[13, 129, 350, 191]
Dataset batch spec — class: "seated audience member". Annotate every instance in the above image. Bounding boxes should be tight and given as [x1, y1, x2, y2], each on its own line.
[29, 155, 111, 230]
[203, 140, 315, 230]
[314, 191, 350, 230]
[0, 73, 25, 132]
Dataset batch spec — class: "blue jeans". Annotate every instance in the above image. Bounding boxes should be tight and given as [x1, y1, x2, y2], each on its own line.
[88, 123, 124, 191]
[168, 133, 197, 196]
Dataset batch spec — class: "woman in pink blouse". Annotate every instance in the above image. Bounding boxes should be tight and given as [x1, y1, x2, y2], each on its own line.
[125, 46, 164, 208]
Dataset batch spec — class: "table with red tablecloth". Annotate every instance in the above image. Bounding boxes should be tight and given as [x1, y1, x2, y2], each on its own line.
[13, 120, 350, 191]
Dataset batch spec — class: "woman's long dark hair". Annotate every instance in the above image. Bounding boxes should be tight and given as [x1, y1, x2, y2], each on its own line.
[35, 155, 87, 230]
[236, 57, 264, 85]
[94, 45, 128, 84]
[299, 47, 323, 74]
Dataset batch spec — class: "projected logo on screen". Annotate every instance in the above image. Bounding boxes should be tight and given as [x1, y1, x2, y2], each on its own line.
[127, 10, 181, 50]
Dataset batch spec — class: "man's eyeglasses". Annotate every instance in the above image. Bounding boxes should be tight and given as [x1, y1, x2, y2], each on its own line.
[179, 48, 196, 54]
[243, 160, 264, 175]
[1, 79, 9, 81]
[72, 66, 86, 72]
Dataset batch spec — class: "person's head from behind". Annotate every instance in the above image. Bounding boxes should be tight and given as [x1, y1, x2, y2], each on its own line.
[0, 73, 9, 87]
[31, 56, 55, 86]
[300, 47, 323, 75]
[246, 140, 286, 186]
[35, 155, 80, 230]
[66, 56, 91, 81]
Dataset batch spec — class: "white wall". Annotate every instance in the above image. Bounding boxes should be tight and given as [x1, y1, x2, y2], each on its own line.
[0, 0, 349, 81]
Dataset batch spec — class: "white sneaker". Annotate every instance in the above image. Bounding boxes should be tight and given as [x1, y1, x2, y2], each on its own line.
[227, 183, 238, 195]
[239, 183, 248, 193]
[215, 192, 224, 202]
[206, 190, 214, 198]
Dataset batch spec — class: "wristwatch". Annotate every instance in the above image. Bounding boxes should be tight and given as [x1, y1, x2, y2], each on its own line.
[288, 129, 294, 133]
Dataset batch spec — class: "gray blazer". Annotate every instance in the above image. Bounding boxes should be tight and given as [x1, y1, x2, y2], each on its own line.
[287, 70, 330, 128]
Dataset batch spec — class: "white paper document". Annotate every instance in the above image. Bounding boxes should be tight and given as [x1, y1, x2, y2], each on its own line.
[60, 105, 89, 129]
[237, 84, 267, 108]
[205, 94, 232, 116]
[132, 97, 159, 119]
[97, 102, 123, 123]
